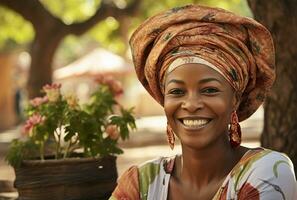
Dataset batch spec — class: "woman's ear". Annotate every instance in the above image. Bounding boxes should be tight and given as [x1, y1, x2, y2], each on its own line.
[232, 92, 241, 110]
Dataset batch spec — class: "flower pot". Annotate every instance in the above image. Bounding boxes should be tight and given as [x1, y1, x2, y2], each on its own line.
[14, 155, 117, 200]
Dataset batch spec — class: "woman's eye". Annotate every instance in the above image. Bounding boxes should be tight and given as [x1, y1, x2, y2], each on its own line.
[202, 87, 219, 94]
[168, 88, 184, 95]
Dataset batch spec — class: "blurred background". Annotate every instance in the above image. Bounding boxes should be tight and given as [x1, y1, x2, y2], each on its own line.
[0, 0, 252, 130]
[0, 0, 296, 197]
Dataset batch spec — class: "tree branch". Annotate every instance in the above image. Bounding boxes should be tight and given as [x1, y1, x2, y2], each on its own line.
[0, 0, 62, 31]
[0, 0, 141, 37]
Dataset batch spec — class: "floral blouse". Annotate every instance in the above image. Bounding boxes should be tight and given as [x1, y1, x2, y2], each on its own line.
[110, 148, 297, 200]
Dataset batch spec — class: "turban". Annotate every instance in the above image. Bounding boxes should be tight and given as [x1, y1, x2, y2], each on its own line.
[129, 4, 275, 121]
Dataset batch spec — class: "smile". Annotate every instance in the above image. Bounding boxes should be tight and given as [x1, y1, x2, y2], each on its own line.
[178, 118, 211, 130]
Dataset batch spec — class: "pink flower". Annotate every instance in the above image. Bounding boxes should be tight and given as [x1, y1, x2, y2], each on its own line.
[22, 113, 46, 136]
[94, 75, 123, 96]
[109, 80, 123, 96]
[43, 83, 61, 90]
[105, 124, 120, 140]
[29, 96, 48, 107]
[43, 83, 61, 102]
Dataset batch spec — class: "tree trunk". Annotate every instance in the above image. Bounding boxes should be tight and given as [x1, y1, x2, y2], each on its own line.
[248, 0, 297, 173]
[28, 32, 64, 97]
[0, 0, 141, 98]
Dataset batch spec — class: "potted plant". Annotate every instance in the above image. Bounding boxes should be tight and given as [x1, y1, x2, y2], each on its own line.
[5, 75, 136, 200]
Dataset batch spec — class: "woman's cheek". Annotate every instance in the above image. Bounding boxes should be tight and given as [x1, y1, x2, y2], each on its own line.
[164, 97, 182, 114]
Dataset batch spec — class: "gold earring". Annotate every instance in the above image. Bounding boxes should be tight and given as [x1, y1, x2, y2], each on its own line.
[229, 111, 241, 148]
[166, 122, 175, 150]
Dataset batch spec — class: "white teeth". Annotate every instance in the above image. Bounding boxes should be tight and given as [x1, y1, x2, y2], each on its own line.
[182, 119, 209, 127]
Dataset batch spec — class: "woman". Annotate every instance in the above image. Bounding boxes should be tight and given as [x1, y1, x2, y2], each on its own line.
[109, 4, 297, 200]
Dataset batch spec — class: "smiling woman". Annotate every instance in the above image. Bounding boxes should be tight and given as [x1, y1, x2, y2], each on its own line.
[109, 4, 297, 200]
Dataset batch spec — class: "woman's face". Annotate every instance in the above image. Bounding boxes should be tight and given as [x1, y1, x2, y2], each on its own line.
[164, 63, 236, 150]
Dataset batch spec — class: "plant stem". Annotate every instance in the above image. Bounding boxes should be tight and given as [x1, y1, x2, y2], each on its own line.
[63, 141, 71, 159]
[40, 141, 44, 161]
[55, 130, 60, 159]
[55, 124, 64, 159]
[64, 137, 79, 158]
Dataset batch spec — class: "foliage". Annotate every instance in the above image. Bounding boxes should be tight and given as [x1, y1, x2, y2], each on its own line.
[0, 0, 251, 56]
[6, 76, 136, 168]
[41, 0, 101, 24]
[0, 6, 34, 51]
[5, 139, 39, 168]
[56, 0, 252, 60]
[89, 16, 125, 54]
[129, 0, 251, 32]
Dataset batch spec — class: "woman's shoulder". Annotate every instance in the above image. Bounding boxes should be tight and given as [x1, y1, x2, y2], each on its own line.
[136, 155, 175, 188]
[138, 155, 176, 174]
[110, 165, 140, 200]
[136, 155, 176, 200]
[232, 147, 295, 179]
[110, 155, 175, 200]
[229, 147, 296, 199]
[237, 147, 294, 170]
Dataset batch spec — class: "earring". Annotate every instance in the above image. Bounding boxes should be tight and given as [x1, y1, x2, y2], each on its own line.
[166, 122, 175, 150]
[229, 111, 241, 148]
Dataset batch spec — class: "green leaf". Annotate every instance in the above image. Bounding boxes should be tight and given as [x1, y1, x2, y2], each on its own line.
[0, 6, 34, 50]
[64, 125, 76, 141]
[41, 0, 101, 24]
[5, 139, 39, 168]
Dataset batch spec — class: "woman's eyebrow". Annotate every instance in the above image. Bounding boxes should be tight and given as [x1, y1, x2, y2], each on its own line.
[199, 77, 222, 84]
[166, 79, 184, 86]
[166, 77, 222, 86]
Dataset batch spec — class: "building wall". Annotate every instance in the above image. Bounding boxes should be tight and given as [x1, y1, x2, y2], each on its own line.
[0, 53, 17, 130]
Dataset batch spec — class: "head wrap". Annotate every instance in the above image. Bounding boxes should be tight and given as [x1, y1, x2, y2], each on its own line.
[129, 4, 275, 121]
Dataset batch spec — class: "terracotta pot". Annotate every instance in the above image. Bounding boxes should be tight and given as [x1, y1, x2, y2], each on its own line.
[14, 155, 117, 200]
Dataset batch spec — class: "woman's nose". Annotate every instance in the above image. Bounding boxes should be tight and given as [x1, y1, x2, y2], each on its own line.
[181, 94, 203, 112]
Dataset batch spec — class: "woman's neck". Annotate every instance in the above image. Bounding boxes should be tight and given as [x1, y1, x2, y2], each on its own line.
[177, 139, 243, 190]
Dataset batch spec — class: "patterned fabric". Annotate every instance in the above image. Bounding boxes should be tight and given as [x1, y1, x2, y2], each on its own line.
[111, 165, 140, 200]
[129, 4, 276, 121]
[110, 148, 297, 200]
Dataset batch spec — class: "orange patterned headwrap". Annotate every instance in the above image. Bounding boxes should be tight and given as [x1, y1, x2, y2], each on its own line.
[129, 5, 275, 121]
